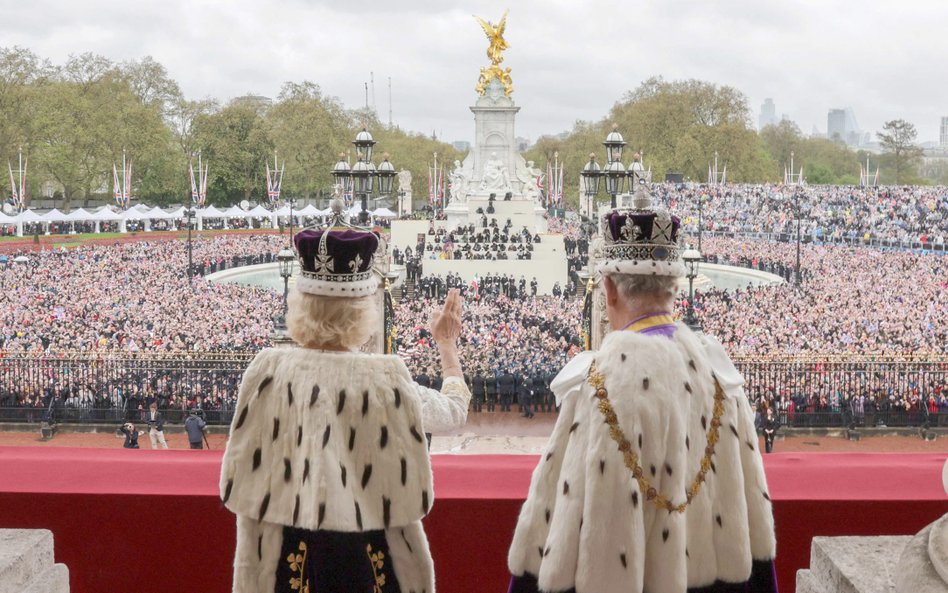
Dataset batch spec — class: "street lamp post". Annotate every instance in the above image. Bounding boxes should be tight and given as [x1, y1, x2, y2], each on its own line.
[682, 248, 702, 331]
[697, 193, 705, 252]
[333, 127, 396, 226]
[276, 247, 295, 320]
[791, 189, 804, 287]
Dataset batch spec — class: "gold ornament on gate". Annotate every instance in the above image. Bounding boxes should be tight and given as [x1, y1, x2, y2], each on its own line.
[474, 10, 514, 97]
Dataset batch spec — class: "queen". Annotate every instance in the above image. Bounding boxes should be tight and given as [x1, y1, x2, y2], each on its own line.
[220, 224, 470, 593]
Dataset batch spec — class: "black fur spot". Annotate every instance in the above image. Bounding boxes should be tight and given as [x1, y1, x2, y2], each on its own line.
[337, 390, 346, 414]
[393, 388, 401, 408]
[631, 490, 638, 507]
[297, 426, 303, 447]
[380, 426, 389, 449]
[361, 465, 373, 489]
[287, 383, 294, 406]
[638, 433, 643, 448]
[621, 353, 627, 362]
[563, 481, 570, 495]
[349, 427, 356, 451]
[400, 458, 407, 485]
[545, 508, 551, 524]
[422, 490, 430, 514]
[620, 553, 627, 568]
[701, 415, 707, 430]
[293, 495, 300, 525]
[545, 451, 554, 461]
[355, 502, 363, 531]
[730, 424, 739, 438]
[569, 421, 579, 433]
[340, 464, 347, 487]
[684, 382, 692, 393]
[665, 463, 673, 476]
[309, 385, 320, 408]
[257, 535, 262, 560]
[284, 458, 292, 482]
[257, 376, 273, 395]
[303, 459, 310, 483]
[711, 461, 717, 474]
[538, 547, 543, 558]
[252, 448, 262, 471]
[686, 548, 690, 558]
[383, 497, 391, 529]
[686, 436, 690, 450]
[402, 529, 413, 554]
[747, 441, 755, 451]
[763, 491, 771, 501]
[272, 417, 280, 441]
[543, 546, 550, 557]
[318, 503, 326, 527]
[600, 460, 606, 474]
[322, 425, 331, 448]
[234, 406, 249, 430]
[362, 390, 369, 416]
[689, 359, 697, 371]
[258, 493, 270, 520]
[716, 514, 723, 527]
[410, 425, 424, 443]
[662, 528, 669, 542]
[222, 479, 233, 504]
[642, 377, 649, 390]
[650, 464, 656, 477]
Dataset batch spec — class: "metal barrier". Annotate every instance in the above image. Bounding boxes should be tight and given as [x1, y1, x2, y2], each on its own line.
[0, 353, 944, 427]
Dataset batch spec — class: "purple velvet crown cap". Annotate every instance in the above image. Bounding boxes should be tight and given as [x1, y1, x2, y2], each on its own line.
[293, 228, 378, 277]
[604, 210, 681, 244]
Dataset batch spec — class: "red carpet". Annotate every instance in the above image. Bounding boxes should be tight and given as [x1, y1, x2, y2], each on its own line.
[0, 447, 945, 593]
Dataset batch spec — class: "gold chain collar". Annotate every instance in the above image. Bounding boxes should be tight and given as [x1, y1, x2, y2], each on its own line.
[587, 361, 726, 514]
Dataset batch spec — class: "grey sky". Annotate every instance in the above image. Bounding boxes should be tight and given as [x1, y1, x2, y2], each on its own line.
[4, 0, 947, 145]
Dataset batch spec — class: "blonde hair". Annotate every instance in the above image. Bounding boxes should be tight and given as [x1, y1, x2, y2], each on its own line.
[286, 290, 380, 351]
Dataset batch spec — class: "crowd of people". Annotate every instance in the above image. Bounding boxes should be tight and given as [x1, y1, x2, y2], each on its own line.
[3, 181, 948, 425]
[656, 183, 948, 246]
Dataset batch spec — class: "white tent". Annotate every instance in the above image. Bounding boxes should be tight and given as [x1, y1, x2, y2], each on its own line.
[297, 204, 322, 217]
[41, 208, 69, 222]
[222, 205, 249, 218]
[272, 205, 291, 217]
[145, 206, 176, 219]
[92, 207, 124, 221]
[371, 207, 397, 218]
[64, 208, 94, 221]
[122, 207, 152, 220]
[0, 211, 16, 224]
[247, 205, 273, 218]
[15, 210, 43, 223]
[198, 205, 227, 218]
[165, 207, 187, 219]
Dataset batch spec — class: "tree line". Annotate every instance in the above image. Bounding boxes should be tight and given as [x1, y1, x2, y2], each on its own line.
[0, 48, 932, 209]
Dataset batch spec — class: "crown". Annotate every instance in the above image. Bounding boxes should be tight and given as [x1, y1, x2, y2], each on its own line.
[293, 228, 380, 297]
[597, 186, 684, 277]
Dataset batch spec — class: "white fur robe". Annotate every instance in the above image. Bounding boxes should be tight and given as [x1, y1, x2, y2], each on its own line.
[220, 347, 470, 593]
[508, 325, 776, 593]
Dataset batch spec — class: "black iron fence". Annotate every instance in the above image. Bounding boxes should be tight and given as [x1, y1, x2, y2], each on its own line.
[0, 353, 945, 427]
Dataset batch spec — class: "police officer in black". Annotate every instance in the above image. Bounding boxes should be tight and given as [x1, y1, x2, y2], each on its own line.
[472, 371, 485, 413]
[499, 369, 515, 412]
[519, 374, 534, 419]
[486, 368, 498, 412]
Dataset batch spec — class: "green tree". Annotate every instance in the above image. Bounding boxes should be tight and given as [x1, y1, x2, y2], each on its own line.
[877, 119, 923, 184]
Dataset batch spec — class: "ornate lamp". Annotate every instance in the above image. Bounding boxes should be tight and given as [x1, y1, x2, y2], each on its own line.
[353, 127, 377, 163]
[603, 159, 626, 205]
[681, 247, 702, 330]
[580, 154, 601, 196]
[377, 153, 396, 195]
[276, 247, 295, 319]
[603, 124, 626, 164]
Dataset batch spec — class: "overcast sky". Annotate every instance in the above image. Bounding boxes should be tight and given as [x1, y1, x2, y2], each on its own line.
[4, 0, 947, 145]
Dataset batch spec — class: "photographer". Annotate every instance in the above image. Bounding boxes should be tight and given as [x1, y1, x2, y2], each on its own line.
[119, 422, 140, 449]
[184, 409, 207, 450]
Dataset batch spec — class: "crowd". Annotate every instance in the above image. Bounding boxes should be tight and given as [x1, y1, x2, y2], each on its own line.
[658, 183, 948, 245]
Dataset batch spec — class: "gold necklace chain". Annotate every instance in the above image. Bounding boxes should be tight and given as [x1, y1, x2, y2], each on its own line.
[587, 361, 726, 514]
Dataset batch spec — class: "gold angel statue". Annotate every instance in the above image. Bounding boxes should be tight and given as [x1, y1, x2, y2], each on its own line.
[474, 10, 514, 96]
[475, 10, 509, 65]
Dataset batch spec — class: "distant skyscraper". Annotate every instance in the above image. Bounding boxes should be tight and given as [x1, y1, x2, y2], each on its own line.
[827, 108, 862, 146]
[759, 98, 777, 130]
[941, 117, 948, 148]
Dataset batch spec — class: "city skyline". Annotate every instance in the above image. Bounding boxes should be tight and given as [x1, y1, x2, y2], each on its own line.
[2, 0, 947, 146]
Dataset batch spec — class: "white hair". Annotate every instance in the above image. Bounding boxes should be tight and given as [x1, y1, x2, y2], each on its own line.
[286, 291, 380, 351]
[606, 273, 677, 308]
